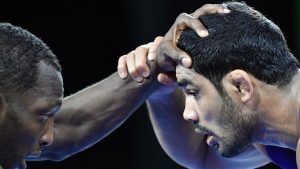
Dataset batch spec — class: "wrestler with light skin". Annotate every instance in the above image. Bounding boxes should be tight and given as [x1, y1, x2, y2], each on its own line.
[0, 4, 229, 169]
[118, 2, 300, 169]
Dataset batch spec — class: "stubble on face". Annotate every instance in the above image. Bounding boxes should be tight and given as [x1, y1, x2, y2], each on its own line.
[216, 92, 258, 157]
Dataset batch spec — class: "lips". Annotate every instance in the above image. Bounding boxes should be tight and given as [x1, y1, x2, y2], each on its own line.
[193, 125, 220, 148]
[193, 124, 214, 136]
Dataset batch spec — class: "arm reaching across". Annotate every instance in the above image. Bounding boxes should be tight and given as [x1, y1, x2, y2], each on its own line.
[37, 4, 230, 161]
[32, 44, 162, 161]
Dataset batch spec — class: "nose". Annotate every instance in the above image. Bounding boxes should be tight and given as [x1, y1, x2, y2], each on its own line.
[183, 97, 200, 123]
[40, 120, 54, 147]
[183, 109, 199, 122]
[183, 101, 199, 122]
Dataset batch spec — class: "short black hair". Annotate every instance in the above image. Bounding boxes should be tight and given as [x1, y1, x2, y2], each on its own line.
[178, 2, 299, 93]
[0, 22, 61, 95]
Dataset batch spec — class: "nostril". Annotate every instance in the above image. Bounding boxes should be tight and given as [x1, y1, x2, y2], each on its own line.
[187, 118, 198, 124]
[40, 141, 49, 147]
[183, 111, 199, 123]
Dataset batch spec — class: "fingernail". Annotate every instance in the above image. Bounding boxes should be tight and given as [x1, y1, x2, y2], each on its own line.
[158, 75, 166, 83]
[199, 30, 208, 37]
[224, 9, 231, 13]
[142, 71, 150, 77]
[148, 53, 155, 61]
[136, 76, 143, 82]
[119, 71, 127, 78]
[182, 58, 191, 67]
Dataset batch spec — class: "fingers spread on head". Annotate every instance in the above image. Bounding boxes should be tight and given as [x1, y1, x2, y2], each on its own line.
[118, 55, 128, 79]
[148, 36, 163, 61]
[175, 13, 208, 39]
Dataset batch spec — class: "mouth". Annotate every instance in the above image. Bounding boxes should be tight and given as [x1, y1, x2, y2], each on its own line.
[193, 124, 220, 148]
[193, 124, 214, 136]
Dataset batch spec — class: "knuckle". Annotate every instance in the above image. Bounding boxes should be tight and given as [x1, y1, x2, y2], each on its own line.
[178, 12, 187, 17]
[126, 52, 134, 59]
[142, 42, 152, 49]
[154, 36, 164, 43]
[118, 56, 126, 65]
[202, 4, 213, 8]
[177, 13, 188, 21]
[217, 5, 226, 11]
[215, 4, 224, 8]
[136, 45, 147, 52]
[128, 69, 139, 77]
[118, 55, 125, 62]
[135, 64, 145, 72]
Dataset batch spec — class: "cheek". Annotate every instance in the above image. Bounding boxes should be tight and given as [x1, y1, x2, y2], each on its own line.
[199, 98, 222, 123]
[202, 110, 215, 122]
[17, 117, 45, 144]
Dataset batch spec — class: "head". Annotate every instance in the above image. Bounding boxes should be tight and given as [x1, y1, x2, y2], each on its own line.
[177, 2, 299, 157]
[0, 23, 63, 168]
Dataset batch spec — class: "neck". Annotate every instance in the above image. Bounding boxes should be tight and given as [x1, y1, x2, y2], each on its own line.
[255, 70, 300, 150]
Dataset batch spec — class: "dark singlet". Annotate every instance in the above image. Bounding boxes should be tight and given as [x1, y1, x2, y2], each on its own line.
[265, 145, 297, 169]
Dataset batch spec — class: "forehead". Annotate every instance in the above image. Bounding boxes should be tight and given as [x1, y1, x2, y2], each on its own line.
[176, 66, 208, 86]
[18, 62, 63, 110]
[35, 61, 63, 95]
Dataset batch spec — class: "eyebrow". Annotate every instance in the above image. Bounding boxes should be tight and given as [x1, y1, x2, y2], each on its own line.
[177, 78, 194, 87]
[35, 99, 62, 114]
[51, 99, 62, 112]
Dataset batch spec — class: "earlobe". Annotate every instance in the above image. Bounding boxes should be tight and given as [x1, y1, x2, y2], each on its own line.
[229, 70, 253, 103]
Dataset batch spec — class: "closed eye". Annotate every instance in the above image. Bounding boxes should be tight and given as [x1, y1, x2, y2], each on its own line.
[39, 112, 53, 123]
[184, 89, 199, 97]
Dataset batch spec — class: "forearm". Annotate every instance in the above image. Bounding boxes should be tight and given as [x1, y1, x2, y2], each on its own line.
[147, 89, 207, 168]
[41, 70, 160, 160]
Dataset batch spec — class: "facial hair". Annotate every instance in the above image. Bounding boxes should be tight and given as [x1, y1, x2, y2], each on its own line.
[216, 92, 258, 158]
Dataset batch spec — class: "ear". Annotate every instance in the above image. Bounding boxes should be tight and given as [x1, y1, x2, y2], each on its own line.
[0, 95, 8, 123]
[227, 70, 253, 103]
